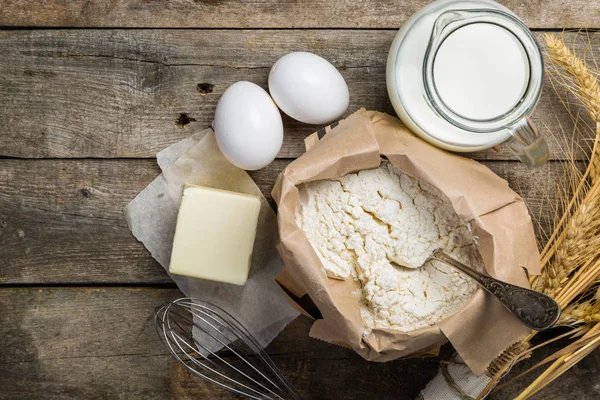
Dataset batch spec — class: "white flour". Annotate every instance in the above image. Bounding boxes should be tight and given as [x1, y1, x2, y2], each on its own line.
[296, 164, 482, 332]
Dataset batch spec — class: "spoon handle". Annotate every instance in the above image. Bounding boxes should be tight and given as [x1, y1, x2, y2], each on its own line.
[430, 250, 560, 331]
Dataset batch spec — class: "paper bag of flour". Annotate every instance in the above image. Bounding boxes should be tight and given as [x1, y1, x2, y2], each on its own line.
[272, 109, 540, 375]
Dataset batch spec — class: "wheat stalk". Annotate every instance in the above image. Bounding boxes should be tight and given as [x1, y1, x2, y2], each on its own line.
[480, 33, 600, 400]
[512, 34, 600, 399]
[560, 287, 600, 325]
[535, 34, 600, 267]
[514, 323, 600, 400]
[543, 197, 600, 295]
[543, 34, 600, 123]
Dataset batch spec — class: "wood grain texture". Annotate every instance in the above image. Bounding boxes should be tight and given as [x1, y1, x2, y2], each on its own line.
[0, 0, 598, 28]
[0, 159, 167, 284]
[0, 158, 578, 285]
[0, 287, 597, 400]
[0, 30, 596, 160]
[0, 287, 440, 400]
[1, 11, 599, 398]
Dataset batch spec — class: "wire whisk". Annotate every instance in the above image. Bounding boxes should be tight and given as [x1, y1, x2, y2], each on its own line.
[155, 298, 303, 400]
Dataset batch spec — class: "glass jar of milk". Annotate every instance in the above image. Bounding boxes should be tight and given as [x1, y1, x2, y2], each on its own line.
[387, 0, 548, 166]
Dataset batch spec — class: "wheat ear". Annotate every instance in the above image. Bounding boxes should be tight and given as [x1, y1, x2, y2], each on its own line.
[538, 34, 600, 269]
[543, 34, 600, 123]
[512, 34, 600, 399]
[483, 33, 600, 398]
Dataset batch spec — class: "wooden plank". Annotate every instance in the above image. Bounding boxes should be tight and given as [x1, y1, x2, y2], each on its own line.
[0, 0, 598, 28]
[0, 159, 167, 284]
[0, 30, 596, 160]
[0, 158, 578, 284]
[0, 287, 597, 399]
[490, 331, 600, 399]
[0, 287, 440, 399]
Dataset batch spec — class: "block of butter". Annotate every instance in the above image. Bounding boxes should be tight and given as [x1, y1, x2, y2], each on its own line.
[169, 184, 261, 285]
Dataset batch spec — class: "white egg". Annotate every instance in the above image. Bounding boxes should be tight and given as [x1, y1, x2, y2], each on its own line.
[213, 81, 284, 171]
[269, 52, 349, 125]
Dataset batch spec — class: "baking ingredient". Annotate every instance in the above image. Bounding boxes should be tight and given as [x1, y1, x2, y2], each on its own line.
[269, 52, 349, 125]
[169, 184, 261, 285]
[386, 0, 545, 155]
[433, 23, 529, 120]
[295, 163, 481, 331]
[213, 81, 283, 170]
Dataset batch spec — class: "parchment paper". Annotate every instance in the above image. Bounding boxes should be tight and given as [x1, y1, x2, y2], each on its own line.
[125, 129, 299, 350]
[273, 109, 539, 375]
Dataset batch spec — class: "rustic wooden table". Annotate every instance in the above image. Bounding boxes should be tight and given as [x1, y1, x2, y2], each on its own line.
[2, 1, 600, 399]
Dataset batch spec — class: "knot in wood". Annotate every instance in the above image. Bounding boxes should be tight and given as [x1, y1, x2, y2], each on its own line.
[197, 83, 214, 95]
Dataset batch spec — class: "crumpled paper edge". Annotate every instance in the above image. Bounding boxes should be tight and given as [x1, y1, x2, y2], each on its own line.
[273, 109, 538, 375]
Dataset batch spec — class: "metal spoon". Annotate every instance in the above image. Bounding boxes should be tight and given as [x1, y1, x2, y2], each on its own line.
[391, 250, 560, 331]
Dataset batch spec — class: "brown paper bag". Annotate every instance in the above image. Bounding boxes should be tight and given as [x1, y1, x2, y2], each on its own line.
[273, 109, 539, 375]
